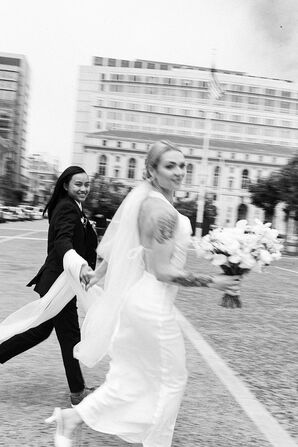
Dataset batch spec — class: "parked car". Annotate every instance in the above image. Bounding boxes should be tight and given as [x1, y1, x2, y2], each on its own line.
[11, 206, 26, 221]
[0, 206, 18, 221]
[0, 206, 5, 223]
[20, 205, 44, 220]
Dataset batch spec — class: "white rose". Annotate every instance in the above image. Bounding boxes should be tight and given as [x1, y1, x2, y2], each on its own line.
[212, 254, 228, 266]
[259, 249, 272, 264]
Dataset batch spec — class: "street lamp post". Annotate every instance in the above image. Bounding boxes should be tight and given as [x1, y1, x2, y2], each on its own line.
[195, 96, 215, 237]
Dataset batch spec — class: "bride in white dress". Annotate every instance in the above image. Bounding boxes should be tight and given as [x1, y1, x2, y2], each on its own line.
[45, 140, 240, 447]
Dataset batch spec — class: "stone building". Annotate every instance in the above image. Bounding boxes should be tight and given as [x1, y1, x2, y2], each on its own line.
[0, 52, 30, 190]
[72, 57, 298, 234]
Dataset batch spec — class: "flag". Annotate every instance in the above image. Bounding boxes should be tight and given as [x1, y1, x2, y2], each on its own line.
[209, 66, 224, 100]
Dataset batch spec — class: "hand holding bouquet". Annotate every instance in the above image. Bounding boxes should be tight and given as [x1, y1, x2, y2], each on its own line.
[194, 220, 283, 308]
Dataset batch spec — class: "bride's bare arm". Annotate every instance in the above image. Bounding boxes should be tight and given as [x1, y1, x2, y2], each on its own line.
[140, 200, 211, 287]
[141, 201, 240, 294]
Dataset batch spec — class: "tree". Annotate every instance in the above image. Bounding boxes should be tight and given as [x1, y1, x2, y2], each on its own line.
[279, 154, 298, 221]
[249, 172, 282, 223]
[85, 175, 129, 219]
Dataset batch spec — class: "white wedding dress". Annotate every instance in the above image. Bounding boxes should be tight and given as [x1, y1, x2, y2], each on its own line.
[0, 184, 192, 447]
[75, 191, 192, 447]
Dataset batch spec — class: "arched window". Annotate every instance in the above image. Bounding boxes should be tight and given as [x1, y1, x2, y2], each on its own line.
[185, 163, 193, 185]
[127, 157, 136, 179]
[213, 166, 220, 187]
[241, 169, 249, 189]
[237, 203, 248, 221]
[99, 154, 107, 176]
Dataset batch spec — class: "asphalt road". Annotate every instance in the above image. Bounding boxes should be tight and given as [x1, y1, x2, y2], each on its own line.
[0, 220, 297, 447]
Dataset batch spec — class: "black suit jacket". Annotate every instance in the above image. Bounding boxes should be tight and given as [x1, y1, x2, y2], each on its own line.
[27, 196, 98, 297]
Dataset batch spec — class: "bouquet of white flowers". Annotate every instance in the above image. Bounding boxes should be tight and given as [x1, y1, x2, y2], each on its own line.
[194, 219, 283, 308]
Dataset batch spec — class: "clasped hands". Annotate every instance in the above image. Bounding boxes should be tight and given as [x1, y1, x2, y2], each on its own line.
[79, 264, 99, 290]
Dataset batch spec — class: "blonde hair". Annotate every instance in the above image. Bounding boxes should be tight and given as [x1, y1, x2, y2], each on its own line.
[145, 140, 182, 179]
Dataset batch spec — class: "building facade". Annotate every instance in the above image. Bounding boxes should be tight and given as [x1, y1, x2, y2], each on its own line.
[25, 153, 59, 205]
[0, 52, 30, 190]
[73, 57, 298, 233]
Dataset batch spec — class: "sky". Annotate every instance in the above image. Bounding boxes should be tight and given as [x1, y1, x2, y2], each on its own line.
[2, 0, 298, 171]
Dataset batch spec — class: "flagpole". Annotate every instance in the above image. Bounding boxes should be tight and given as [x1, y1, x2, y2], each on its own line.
[195, 50, 223, 238]
[195, 94, 214, 237]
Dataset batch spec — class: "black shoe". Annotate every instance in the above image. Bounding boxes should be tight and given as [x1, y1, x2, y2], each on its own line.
[70, 386, 95, 406]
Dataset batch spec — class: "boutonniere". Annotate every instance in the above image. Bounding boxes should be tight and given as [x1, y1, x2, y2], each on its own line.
[89, 219, 97, 230]
[81, 216, 88, 227]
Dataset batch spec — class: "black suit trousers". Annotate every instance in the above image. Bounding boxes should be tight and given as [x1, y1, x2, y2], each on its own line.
[0, 297, 85, 393]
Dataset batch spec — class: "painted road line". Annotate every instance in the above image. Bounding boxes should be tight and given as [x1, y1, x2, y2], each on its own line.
[0, 230, 42, 244]
[0, 227, 47, 231]
[8, 237, 47, 241]
[175, 309, 298, 447]
[273, 266, 298, 274]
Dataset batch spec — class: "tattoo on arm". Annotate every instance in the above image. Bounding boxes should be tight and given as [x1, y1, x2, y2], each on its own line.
[172, 273, 213, 287]
[154, 212, 177, 244]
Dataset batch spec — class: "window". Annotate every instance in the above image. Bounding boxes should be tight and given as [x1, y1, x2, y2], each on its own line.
[248, 96, 259, 105]
[185, 163, 193, 185]
[228, 177, 234, 190]
[108, 58, 116, 67]
[127, 158, 136, 179]
[280, 101, 290, 113]
[249, 116, 257, 124]
[117, 141, 122, 148]
[132, 143, 136, 149]
[249, 86, 258, 94]
[241, 169, 250, 189]
[102, 139, 107, 146]
[213, 166, 220, 187]
[99, 154, 107, 176]
[265, 99, 275, 109]
[281, 90, 291, 98]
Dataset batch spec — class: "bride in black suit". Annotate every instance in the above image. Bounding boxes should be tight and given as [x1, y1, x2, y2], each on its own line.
[0, 166, 98, 406]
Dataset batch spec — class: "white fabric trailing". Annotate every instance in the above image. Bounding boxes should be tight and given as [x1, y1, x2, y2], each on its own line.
[0, 250, 102, 343]
[0, 182, 152, 367]
[74, 181, 152, 367]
